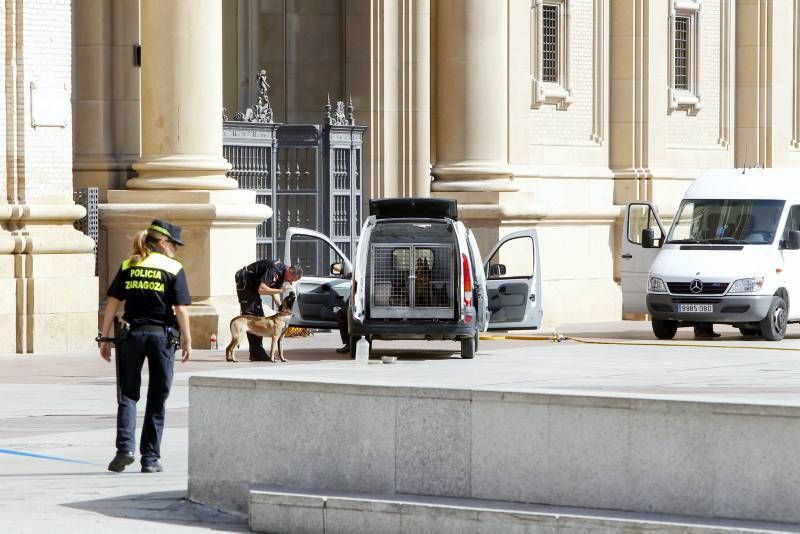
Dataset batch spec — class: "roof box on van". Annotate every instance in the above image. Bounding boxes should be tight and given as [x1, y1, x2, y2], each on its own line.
[369, 198, 458, 220]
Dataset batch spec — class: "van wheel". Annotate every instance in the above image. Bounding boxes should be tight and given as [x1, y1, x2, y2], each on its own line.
[652, 320, 678, 340]
[759, 296, 787, 341]
[738, 327, 759, 336]
[461, 336, 475, 359]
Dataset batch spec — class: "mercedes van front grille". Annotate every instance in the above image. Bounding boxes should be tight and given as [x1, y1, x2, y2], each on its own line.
[667, 282, 728, 295]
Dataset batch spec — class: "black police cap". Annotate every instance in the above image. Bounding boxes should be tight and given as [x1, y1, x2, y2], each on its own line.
[149, 219, 185, 246]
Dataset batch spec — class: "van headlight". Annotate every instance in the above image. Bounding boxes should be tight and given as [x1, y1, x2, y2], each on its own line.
[728, 277, 764, 294]
[648, 277, 668, 293]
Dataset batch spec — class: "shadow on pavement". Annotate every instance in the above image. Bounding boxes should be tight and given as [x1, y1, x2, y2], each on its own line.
[63, 490, 248, 532]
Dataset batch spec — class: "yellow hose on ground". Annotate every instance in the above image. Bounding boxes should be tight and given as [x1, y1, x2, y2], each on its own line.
[479, 333, 800, 351]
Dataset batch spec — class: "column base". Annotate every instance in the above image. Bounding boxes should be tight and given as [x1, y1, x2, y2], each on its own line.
[0, 203, 99, 354]
[101, 189, 271, 349]
[130, 155, 237, 190]
[14, 253, 99, 353]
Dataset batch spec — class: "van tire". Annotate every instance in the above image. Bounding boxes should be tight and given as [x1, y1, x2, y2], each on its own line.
[759, 296, 788, 341]
[652, 320, 678, 340]
[461, 336, 476, 359]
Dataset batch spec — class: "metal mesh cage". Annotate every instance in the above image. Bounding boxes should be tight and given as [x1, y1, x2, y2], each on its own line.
[369, 244, 454, 319]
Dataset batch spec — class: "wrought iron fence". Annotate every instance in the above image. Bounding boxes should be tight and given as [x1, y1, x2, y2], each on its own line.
[73, 186, 99, 275]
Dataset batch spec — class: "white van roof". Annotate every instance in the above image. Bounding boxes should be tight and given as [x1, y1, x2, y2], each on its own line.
[686, 169, 800, 200]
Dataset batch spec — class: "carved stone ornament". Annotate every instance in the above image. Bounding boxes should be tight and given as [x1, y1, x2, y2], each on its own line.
[228, 69, 274, 123]
[324, 94, 356, 126]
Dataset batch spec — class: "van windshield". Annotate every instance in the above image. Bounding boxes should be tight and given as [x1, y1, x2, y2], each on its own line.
[666, 199, 785, 245]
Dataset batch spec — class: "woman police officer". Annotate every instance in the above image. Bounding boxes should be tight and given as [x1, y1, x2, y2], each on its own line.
[98, 220, 192, 473]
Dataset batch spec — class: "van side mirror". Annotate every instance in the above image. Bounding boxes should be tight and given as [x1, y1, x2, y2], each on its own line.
[641, 228, 656, 249]
[488, 264, 506, 278]
[330, 262, 343, 276]
[788, 230, 800, 250]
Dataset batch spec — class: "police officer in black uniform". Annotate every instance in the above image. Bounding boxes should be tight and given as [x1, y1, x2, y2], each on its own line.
[234, 259, 303, 361]
[99, 220, 192, 473]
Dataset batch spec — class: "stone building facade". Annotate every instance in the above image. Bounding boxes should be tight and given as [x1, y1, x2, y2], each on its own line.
[2, 0, 798, 352]
[1, 0, 97, 353]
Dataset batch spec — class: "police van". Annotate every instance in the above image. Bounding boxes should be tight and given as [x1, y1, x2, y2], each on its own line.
[622, 169, 800, 341]
[283, 198, 543, 358]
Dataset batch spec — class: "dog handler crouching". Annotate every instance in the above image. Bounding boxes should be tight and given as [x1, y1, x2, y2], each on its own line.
[98, 220, 192, 473]
[234, 259, 302, 361]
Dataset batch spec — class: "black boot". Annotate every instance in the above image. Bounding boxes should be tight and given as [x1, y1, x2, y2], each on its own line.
[107, 451, 135, 473]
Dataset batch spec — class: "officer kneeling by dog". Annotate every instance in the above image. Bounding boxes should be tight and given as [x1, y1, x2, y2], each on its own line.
[234, 259, 303, 361]
[98, 220, 192, 473]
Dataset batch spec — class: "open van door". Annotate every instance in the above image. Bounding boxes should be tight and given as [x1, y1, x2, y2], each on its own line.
[466, 229, 489, 332]
[284, 227, 353, 328]
[484, 230, 543, 330]
[621, 202, 666, 315]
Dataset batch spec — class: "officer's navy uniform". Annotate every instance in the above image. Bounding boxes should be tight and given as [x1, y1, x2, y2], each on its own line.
[107, 239, 191, 469]
[235, 259, 287, 360]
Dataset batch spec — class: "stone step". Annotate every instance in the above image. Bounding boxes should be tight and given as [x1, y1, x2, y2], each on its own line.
[189, 372, 800, 523]
[249, 486, 800, 534]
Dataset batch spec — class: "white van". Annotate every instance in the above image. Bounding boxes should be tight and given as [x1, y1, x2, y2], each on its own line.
[283, 198, 543, 358]
[622, 169, 800, 341]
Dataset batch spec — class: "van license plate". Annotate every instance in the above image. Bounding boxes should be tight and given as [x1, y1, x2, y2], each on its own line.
[678, 304, 713, 313]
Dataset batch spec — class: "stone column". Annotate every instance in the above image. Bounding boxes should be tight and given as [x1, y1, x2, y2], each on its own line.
[432, 0, 513, 192]
[608, 0, 669, 205]
[103, 0, 269, 348]
[72, 0, 140, 199]
[128, 0, 236, 190]
[735, 0, 800, 168]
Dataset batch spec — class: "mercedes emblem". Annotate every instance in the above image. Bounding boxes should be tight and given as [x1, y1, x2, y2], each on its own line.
[689, 279, 703, 293]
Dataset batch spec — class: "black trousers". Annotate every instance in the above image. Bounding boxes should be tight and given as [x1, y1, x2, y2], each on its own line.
[237, 284, 269, 360]
[115, 328, 174, 465]
[337, 300, 350, 345]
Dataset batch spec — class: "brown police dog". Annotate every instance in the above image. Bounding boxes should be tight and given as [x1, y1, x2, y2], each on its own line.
[225, 292, 296, 363]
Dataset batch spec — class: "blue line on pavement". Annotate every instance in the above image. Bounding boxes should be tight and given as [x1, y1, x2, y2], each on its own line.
[0, 448, 99, 466]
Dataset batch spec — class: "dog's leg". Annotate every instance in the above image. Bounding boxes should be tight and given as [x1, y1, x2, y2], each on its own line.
[225, 320, 240, 362]
[277, 332, 287, 362]
[225, 337, 237, 362]
[268, 336, 277, 362]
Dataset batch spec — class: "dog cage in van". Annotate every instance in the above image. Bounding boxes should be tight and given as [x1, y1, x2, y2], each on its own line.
[367, 221, 457, 319]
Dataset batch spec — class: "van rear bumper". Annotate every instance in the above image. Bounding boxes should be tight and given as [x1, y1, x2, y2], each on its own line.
[646, 294, 773, 324]
[348, 317, 476, 341]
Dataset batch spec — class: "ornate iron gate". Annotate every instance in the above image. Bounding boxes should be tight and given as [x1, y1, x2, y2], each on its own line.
[223, 71, 365, 272]
[323, 97, 366, 261]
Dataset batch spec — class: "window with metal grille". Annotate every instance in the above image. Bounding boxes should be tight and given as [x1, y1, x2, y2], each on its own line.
[674, 16, 689, 90]
[542, 5, 558, 83]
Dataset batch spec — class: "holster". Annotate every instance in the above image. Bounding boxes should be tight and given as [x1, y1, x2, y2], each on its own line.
[113, 318, 130, 344]
[166, 326, 181, 350]
[235, 265, 251, 292]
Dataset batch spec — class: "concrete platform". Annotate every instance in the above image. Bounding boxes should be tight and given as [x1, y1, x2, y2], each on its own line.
[248, 486, 800, 534]
[187, 336, 800, 527]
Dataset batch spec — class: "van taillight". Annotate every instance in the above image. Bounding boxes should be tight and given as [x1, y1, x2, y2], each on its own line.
[462, 253, 472, 306]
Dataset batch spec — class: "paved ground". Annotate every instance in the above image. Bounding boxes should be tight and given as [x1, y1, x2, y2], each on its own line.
[3, 322, 800, 532]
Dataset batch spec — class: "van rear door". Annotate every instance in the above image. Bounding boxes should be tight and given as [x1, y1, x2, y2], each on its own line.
[484, 230, 542, 330]
[283, 227, 352, 328]
[621, 202, 666, 315]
